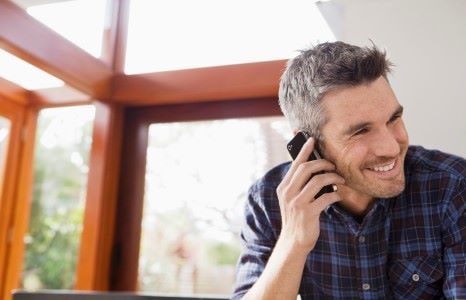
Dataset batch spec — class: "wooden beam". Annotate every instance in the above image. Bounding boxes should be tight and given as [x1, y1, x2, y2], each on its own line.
[75, 0, 129, 289]
[111, 60, 286, 105]
[110, 109, 148, 291]
[0, 1, 113, 99]
[75, 102, 123, 290]
[2, 106, 38, 300]
[29, 86, 92, 108]
[128, 97, 282, 124]
[0, 98, 25, 298]
[102, 0, 130, 73]
[0, 77, 28, 105]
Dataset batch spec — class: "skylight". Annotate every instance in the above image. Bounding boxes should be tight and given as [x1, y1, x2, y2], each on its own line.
[0, 49, 64, 90]
[125, 0, 335, 74]
[24, 0, 107, 58]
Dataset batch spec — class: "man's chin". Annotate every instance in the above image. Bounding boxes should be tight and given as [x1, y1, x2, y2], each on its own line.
[349, 177, 405, 199]
[375, 188, 404, 198]
[370, 180, 406, 198]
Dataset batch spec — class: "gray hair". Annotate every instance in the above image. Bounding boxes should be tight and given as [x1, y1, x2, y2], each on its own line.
[278, 41, 393, 143]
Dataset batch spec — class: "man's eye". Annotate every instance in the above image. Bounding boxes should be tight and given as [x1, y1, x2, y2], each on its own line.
[353, 128, 368, 136]
[388, 114, 401, 123]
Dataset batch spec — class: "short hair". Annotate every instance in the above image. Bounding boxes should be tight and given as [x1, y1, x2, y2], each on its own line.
[278, 41, 393, 143]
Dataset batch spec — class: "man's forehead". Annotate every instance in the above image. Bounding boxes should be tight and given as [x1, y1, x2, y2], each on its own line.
[320, 78, 401, 131]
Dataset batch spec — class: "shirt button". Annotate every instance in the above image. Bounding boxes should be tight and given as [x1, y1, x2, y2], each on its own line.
[358, 236, 365, 243]
[412, 273, 420, 282]
[362, 283, 370, 290]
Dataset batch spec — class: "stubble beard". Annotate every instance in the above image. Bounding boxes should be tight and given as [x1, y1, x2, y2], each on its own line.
[349, 172, 406, 198]
[337, 158, 407, 199]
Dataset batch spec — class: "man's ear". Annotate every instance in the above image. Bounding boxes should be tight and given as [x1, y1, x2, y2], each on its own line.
[292, 128, 299, 136]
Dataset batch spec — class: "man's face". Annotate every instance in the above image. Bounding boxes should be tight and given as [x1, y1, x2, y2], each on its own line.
[320, 76, 409, 199]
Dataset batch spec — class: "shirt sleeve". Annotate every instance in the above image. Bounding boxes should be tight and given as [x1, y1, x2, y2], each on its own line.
[442, 180, 466, 298]
[231, 183, 277, 300]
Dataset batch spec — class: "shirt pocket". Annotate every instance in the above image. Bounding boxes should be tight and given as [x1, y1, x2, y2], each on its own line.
[388, 254, 444, 299]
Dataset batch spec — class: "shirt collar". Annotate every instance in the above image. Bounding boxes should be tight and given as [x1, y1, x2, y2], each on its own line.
[324, 196, 394, 227]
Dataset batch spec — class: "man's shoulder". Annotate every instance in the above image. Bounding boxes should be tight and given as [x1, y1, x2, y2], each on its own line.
[406, 145, 466, 180]
[250, 161, 291, 192]
[244, 162, 290, 235]
[404, 145, 466, 203]
[247, 161, 291, 211]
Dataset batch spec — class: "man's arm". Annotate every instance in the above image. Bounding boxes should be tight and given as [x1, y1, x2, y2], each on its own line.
[442, 181, 466, 298]
[234, 138, 344, 299]
[239, 233, 312, 299]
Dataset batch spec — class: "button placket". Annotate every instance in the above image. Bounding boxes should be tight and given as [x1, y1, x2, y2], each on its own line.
[362, 283, 371, 290]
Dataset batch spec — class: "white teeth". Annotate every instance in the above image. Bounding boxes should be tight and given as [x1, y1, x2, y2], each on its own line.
[370, 161, 395, 172]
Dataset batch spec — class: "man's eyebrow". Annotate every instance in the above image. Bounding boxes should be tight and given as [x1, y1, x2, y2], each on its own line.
[391, 105, 404, 118]
[343, 121, 371, 137]
[342, 105, 404, 137]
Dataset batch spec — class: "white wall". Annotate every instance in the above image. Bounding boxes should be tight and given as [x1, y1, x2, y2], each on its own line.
[318, 0, 466, 157]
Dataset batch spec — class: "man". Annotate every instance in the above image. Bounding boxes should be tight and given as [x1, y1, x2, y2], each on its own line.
[232, 41, 466, 299]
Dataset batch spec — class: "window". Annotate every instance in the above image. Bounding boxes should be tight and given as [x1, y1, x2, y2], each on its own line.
[0, 49, 63, 90]
[139, 116, 292, 295]
[12, 0, 108, 58]
[125, 0, 335, 73]
[21, 105, 95, 290]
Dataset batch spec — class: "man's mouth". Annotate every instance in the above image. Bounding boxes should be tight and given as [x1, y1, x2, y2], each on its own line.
[368, 160, 396, 172]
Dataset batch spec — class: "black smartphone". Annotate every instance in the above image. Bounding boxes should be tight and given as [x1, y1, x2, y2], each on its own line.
[287, 131, 335, 198]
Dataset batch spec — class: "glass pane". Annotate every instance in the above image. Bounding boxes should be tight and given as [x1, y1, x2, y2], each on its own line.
[0, 116, 11, 180]
[0, 49, 64, 90]
[139, 116, 292, 296]
[12, 0, 107, 58]
[21, 105, 95, 290]
[125, 0, 335, 74]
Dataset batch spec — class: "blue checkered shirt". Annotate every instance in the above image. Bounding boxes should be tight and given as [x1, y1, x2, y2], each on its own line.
[232, 146, 466, 299]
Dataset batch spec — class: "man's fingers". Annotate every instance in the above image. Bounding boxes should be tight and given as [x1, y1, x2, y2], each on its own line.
[300, 172, 345, 200]
[289, 160, 336, 193]
[312, 192, 341, 212]
[279, 159, 336, 204]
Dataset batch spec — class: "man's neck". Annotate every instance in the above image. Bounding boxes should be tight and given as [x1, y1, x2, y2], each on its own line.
[335, 184, 374, 217]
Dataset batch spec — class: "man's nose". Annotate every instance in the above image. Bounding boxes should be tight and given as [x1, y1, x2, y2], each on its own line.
[372, 127, 400, 158]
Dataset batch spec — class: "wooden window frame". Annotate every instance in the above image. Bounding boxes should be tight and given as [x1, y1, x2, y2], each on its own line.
[0, 96, 38, 300]
[110, 97, 283, 290]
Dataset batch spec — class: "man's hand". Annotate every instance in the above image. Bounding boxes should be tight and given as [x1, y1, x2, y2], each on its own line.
[242, 137, 345, 300]
[276, 137, 345, 253]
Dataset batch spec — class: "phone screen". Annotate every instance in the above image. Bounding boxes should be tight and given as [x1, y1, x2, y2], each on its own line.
[286, 131, 335, 198]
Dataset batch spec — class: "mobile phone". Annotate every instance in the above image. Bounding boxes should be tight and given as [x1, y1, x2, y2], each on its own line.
[286, 131, 336, 198]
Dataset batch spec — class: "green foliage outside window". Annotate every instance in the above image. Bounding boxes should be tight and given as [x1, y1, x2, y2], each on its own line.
[207, 242, 241, 266]
[22, 106, 94, 290]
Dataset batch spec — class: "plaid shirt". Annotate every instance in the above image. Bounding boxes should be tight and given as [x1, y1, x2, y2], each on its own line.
[232, 146, 466, 299]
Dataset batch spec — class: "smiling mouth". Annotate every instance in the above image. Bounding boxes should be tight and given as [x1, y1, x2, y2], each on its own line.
[367, 160, 396, 172]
